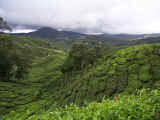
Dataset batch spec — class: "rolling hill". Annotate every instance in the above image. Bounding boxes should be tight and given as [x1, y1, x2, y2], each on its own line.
[11, 27, 160, 47]
[0, 38, 160, 119]
[129, 36, 160, 45]
[0, 33, 160, 119]
[12, 27, 129, 45]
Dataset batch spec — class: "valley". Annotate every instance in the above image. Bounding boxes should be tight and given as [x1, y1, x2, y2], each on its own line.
[0, 16, 160, 120]
[0, 33, 160, 119]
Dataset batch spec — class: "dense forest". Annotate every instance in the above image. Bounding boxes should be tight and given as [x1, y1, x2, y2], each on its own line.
[0, 17, 160, 120]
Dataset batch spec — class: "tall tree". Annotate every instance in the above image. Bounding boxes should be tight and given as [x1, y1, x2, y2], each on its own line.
[0, 36, 32, 82]
[61, 43, 105, 73]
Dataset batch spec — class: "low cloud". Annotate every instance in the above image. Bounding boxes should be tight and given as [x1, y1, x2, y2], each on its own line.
[0, 0, 160, 34]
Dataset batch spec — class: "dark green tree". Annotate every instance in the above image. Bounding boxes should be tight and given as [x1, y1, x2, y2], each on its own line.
[0, 35, 32, 82]
[61, 43, 105, 73]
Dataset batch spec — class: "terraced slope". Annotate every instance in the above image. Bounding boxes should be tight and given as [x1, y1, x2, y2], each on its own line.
[0, 34, 66, 115]
[2, 89, 160, 120]
[48, 44, 160, 105]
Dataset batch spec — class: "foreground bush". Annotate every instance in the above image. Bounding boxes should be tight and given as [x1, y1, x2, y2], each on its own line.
[3, 89, 160, 120]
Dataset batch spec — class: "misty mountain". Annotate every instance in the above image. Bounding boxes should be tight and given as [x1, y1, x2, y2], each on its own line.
[13, 27, 85, 38]
[11, 27, 160, 46]
[14, 27, 145, 41]
[12, 27, 130, 45]
[101, 34, 145, 40]
[129, 36, 160, 45]
[13, 26, 160, 40]
[101, 33, 160, 40]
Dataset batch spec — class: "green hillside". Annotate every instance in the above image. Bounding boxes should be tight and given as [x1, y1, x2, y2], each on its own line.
[0, 34, 66, 115]
[14, 27, 128, 46]
[0, 34, 160, 119]
[43, 43, 160, 106]
[3, 89, 160, 120]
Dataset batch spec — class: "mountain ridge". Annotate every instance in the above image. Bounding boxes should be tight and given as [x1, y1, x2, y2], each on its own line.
[11, 27, 160, 41]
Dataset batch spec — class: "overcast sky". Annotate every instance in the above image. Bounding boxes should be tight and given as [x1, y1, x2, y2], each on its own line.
[0, 0, 160, 34]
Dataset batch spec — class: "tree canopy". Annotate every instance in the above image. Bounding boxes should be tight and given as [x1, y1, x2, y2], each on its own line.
[0, 35, 32, 82]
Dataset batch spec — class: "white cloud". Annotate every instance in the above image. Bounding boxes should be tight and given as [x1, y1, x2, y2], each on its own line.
[3, 29, 36, 34]
[0, 0, 160, 34]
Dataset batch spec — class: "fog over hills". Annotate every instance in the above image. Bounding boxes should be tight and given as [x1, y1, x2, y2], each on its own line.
[8, 24, 160, 41]
[1, 0, 160, 34]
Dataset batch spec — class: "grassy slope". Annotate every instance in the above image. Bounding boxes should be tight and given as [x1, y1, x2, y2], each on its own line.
[1, 35, 160, 119]
[3, 89, 160, 120]
[0, 54, 66, 119]
[12, 36, 67, 57]
[0, 35, 66, 115]
[44, 43, 160, 106]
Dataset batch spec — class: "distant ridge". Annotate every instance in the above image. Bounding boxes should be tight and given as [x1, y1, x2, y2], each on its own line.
[13, 27, 86, 39]
[12, 27, 160, 40]
[12, 27, 128, 45]
[11, 27, 160, 46]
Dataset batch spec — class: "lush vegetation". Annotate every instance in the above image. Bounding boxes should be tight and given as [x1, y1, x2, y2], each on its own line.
[46, 43, 160, 106]
[0, 31, 160, 119]
[0, 35, 32, 82]
[2, 89, 160, 120]
[0, 34, 66, 115]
